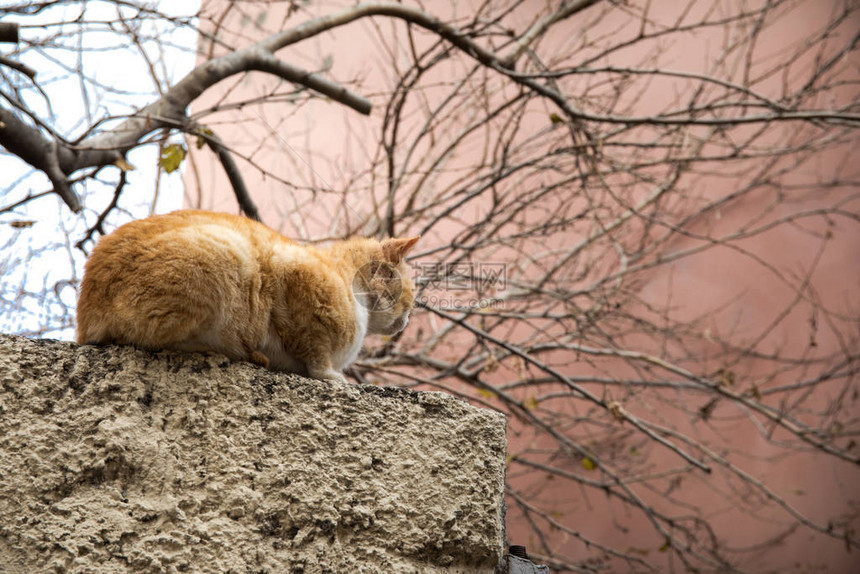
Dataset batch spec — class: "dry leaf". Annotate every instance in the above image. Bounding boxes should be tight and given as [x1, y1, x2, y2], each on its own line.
[8, 220, 35, 229]
[159, 143, 187, 174]
[114, 157, 136, 172]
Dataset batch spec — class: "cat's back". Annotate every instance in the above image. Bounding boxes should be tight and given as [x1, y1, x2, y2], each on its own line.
[93, 209, 274, 247]
[76, 211, 288, 345]
[84, 210, 287, 271]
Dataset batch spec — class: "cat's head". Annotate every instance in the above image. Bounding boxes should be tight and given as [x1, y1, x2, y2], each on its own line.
[352, 236, 420, 336]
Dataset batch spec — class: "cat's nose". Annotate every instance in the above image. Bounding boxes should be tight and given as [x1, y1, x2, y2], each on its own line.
[391, 314, 408, 333]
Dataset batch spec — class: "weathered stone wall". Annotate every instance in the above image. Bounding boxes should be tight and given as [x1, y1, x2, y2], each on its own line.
[0, 334, 506, 573]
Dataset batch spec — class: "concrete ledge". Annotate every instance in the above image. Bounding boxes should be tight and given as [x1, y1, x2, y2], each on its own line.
[0, 334, 506, 573]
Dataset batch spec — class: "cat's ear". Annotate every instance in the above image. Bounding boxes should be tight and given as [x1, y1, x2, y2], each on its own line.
[382, 236, 420, 264]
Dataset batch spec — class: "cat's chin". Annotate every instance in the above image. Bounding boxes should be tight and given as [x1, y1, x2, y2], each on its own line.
[378, 314, 409, 335]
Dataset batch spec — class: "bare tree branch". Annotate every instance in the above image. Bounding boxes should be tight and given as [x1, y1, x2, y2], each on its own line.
[0, 107, 81, 211]
[0, 22, 18, 43]
[193, 126, 261, 221]
[0, 54, 36, 79]
[0, 8, 373, 213]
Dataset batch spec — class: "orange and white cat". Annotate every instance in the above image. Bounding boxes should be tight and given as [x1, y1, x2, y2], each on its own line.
[76, 210, 419, 384]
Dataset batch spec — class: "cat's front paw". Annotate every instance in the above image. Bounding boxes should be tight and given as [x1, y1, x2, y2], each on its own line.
[309, 368, 349, 385]
[248, 350, 270, 369]
[329, 372, 349, 385]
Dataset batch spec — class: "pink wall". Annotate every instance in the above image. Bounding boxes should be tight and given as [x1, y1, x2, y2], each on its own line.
[186, 1, 859, 571]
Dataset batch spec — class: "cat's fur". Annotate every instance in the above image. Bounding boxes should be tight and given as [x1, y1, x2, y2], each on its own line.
[76, 210, 419, 383]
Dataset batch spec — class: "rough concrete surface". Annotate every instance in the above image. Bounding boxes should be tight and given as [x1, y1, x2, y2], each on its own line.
[0, 334, 506, 573]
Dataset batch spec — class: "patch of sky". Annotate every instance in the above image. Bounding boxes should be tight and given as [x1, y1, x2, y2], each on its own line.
[0, 0, 200, 339]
